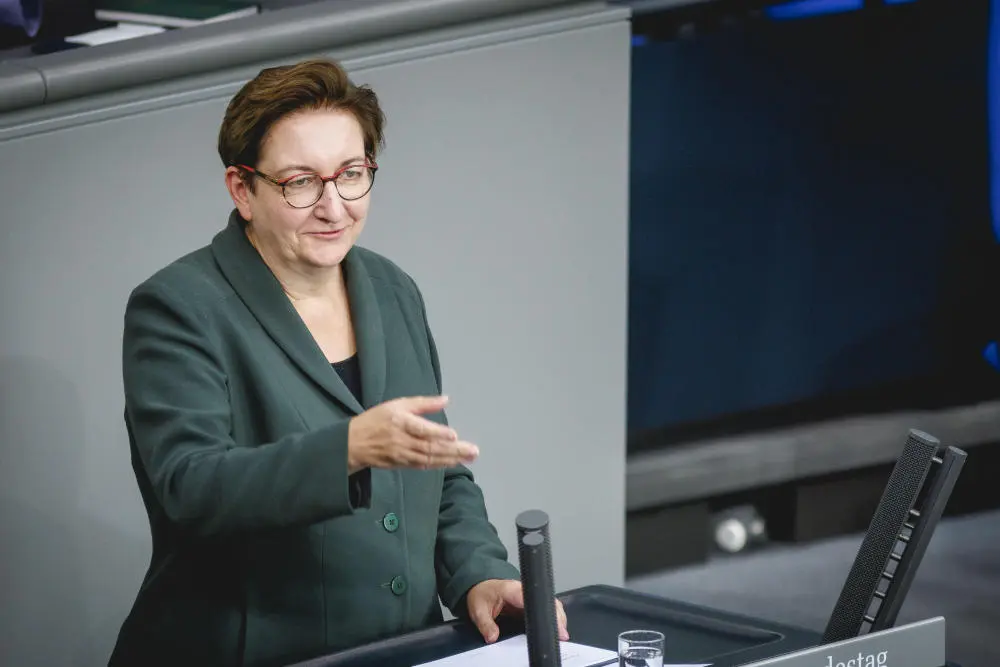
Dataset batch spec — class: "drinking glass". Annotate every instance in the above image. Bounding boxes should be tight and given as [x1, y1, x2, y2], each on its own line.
[618, 629, 664, 667]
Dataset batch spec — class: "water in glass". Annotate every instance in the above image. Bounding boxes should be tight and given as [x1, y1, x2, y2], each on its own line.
[619, 647, 663, 667]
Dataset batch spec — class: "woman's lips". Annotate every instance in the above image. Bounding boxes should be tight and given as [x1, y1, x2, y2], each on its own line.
[309, 228, 346, 239]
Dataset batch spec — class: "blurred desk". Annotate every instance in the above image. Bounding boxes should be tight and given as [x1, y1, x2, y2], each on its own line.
[0, 0, 589, 113]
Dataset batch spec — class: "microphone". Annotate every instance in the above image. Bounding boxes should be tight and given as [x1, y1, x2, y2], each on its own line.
[516, 509, 562, 667]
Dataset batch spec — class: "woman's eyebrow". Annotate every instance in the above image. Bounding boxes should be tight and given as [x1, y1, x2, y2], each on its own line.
[276, 157, 367, 175]
[275, 164, 314, 175]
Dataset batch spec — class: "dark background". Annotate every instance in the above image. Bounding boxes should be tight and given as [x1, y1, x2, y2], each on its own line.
[626, 0, 1000, 450]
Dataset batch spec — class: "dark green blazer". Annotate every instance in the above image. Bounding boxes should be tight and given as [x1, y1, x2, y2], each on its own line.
[109, 211, 518, 667]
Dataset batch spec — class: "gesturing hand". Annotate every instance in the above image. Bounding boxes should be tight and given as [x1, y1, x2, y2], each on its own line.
[347, 395, 479, 472]
[466, 579, 569, 644]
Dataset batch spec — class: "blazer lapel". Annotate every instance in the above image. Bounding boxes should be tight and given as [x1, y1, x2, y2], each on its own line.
[343, 248, 387, 409]
[211, 210, 365, 415]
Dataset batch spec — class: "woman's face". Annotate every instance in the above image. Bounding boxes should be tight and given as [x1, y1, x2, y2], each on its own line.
[228, 108, 371, 271]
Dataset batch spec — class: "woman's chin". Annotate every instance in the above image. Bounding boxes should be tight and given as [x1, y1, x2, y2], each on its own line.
[304, 244, 352, 269]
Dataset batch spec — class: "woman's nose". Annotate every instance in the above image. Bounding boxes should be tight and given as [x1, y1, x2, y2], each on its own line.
[314, 181, 347, 218]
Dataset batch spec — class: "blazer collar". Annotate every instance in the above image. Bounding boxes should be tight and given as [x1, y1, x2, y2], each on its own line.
[210, 210, 386, 414]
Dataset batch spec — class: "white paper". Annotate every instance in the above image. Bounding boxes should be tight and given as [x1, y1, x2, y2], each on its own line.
[412, 635, 616, 667]
[411, 635, 712, 667]
[66, 23, 165, 46]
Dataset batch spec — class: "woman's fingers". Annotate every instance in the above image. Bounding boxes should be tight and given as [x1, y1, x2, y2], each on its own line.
[401, 413, 458, 442]
[366, 397, 480, 469]
[403, 437, 480, 468]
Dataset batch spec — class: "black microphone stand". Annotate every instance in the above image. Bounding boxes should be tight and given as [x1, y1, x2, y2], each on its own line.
[516, 510, 562, 667]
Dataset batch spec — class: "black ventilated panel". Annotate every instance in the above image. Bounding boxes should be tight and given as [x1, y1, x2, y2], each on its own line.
[822, 430, 939, 642]
[873, 445, 967, 631]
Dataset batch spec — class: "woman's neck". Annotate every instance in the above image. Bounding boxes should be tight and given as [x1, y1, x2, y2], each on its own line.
[246, 225, 345, 304]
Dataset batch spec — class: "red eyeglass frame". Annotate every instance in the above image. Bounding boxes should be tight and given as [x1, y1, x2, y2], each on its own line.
[234, 161, 379, 206]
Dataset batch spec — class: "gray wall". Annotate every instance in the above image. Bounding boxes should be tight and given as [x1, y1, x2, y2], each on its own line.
[0, 4, 630, 665]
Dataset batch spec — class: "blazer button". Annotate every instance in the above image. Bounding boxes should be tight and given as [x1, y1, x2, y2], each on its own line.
[390, 575, 407, 596]
[382, 512, 399, 532]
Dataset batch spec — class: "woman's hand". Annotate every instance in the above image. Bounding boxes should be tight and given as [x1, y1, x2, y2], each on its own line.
[347, 395, 479, 472]
[466, 579, 569, 644]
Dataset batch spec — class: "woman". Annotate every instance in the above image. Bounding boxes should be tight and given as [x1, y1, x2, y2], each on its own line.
[109, 58, 567, 667]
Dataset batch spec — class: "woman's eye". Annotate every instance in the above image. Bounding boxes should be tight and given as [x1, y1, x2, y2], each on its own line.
[287, 176, 314, 188]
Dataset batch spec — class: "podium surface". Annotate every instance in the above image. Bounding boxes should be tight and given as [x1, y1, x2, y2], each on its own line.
[288, 585, 821, 667]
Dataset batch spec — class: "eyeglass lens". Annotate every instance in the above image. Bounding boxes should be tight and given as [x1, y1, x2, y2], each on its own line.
[283, 165, 375, 207]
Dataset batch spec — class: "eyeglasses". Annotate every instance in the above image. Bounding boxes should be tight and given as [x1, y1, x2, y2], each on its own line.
[235, 161, 378, 208]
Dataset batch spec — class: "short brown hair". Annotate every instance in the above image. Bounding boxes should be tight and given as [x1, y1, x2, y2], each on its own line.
[218, 58, 386, 188]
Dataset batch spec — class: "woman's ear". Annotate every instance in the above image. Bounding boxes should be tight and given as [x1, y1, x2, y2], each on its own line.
[225, 166, 254, 221]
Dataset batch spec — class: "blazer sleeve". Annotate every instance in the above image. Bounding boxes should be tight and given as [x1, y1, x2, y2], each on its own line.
[409, 282, 520, 613]
[122, 275, 365, 537]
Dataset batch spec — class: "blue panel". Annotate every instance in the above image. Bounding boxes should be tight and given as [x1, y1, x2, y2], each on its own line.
[986, 342, 1000, 369]
[765, 0, 918, 20]
[765, 0, 862, 20]
[991, 0, 1000, 242]
[987, 0, 999, 371]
